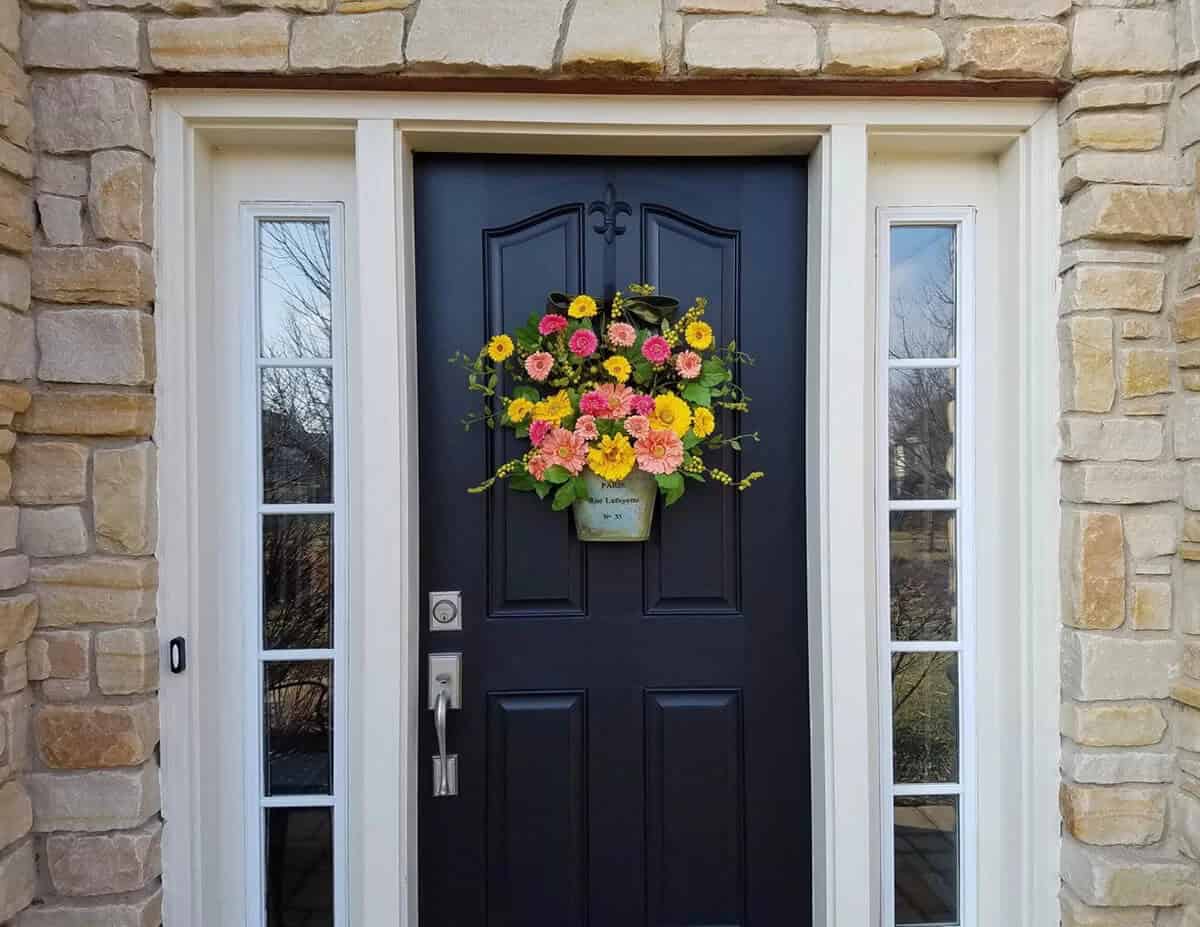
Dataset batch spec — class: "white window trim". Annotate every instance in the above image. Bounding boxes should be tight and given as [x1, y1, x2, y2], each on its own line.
[154, 93, 1060, 927]
[875, 207, 976, 927]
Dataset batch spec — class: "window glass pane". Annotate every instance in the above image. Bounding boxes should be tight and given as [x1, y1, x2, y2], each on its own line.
[892, 652, 958, 784]
[894, 795, 958, 926]
[265, 807, 334, 927]
[890, 511, 957, 642]
[259, 219, 333, 360]
[889, 368, 955, 501]
[263, 514, 333, 651]
[262, 367, 333, 504]
[890, 225, 956, 360]
[265, 660, 332, 796]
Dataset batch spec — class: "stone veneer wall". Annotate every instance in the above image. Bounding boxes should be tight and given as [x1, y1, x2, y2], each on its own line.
[0, 0, 1198, 924]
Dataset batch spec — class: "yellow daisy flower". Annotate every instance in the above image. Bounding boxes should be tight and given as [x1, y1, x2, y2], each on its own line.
[532, 390, 573, 423]
[648, 393, 692, 438]
[487, 334, 514, 362]
[603, 355, 632, 383]
[568, 294, 598, 318]
[684, 321, 713, 351]
[507, 397, 534, 422]
[693, 406, 715, 438]
[587, 434, 636, 482]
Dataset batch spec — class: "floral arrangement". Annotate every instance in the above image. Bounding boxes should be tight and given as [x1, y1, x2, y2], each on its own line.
[455, 284, 763, 513]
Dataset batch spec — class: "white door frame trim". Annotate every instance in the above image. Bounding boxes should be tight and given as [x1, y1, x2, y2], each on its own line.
[154, 92, 1060, 927]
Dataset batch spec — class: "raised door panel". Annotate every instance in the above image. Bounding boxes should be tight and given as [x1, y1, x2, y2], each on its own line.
[486, 692, 588, 927]
[484, 207, 588, 619]
[641, 207, 741, 616]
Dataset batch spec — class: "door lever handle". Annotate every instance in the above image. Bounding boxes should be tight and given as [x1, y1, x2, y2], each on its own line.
[433, 685, 451, 796]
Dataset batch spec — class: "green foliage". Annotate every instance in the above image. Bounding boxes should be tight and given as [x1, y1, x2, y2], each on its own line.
[655, 472, 685, 507]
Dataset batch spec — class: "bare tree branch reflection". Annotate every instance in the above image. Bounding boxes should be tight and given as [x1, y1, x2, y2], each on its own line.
[889, 369, 954, 501]
[890, 226, 955, 360]
[264, 515, 332, 651]
[260, 220, 333, 360]
[265, 661, 332, 796]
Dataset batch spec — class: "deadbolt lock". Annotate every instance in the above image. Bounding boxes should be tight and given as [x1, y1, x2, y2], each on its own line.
[428, 591, 462, 632]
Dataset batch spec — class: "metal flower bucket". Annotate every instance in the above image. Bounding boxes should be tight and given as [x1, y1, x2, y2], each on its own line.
[572, 468, 658, 542]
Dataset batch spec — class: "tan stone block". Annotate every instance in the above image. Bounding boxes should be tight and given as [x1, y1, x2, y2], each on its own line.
[29, 557, 155, 628]
[0, 96, 32, 151]
[291, 11, 406, 72]
[778, 0, 932, 12]
[0, 0, 16, 55]
[1063, 112, 1164, 154]
[96, 627, 157, 695]
[1059, 418, 1161, 462]
[0, 47, 28, 101]
[1062, 746, 1172, 785]
[684, 19, 818, 76]
[562, 0, 660, 76]
[0, 595, 36, 651]
[0, 506, 15, 552]
[148, 13, 288, 72]
[0, 842, 34, 921]
[0, 642, 27, 694]
[406, 0, 570, 73]
[679, 0, 765, 10]
[1131, 582, 1170, 630]
[332, 0, 407, 10]
[32, 246, 153, 307]
[944, 0, 1065, 14]
[0, 252, 29, 313]
[0, 781, 31, 852]
[89, 150, 152, 245]
[0, 136, 31, 182]
[36, 700, 158, 769]
[1061, 266, 1164, 314]
[1063, 316, 1114, 412]
[1124, 511, 1177, 561]
[40, 679, 89, 702]
[1060, 80, 1173, 121]
[93, 443, 156, 556]
[229, 0, 324, 9]
[45, 819, 161, 897]
[11, 441, 87, 504]
[18, 507, 87, 558]
[27, 763, 158, 833]
[1062, 839, 1196, 906]
[90, 0, 215, 12]
[1061, 783, 1165, 846]
[0, 430, 13, 453]
[1061, 886, 1155, 927]
[36, 194, 82, 246]
[14, 886, 161, 926]
[31, 630, 88, 680]
[15, 391, 154, 437]
[1179, 296, 1200, 344]
[0, 170, 33, 255]
[1120, 319, 1154, 341]
[0, 458, 8, 501]
[1063, 510, 1124, 630]
[0, 387, 30, 415]
[32, 74, 151, 155]
[824, 24, 942, 76]
[1177, 400, 1200, 459]
[1071, 9, 1175, 78]
[1119, 349, 1170, 399]
[36, 155, 86, 198]
[22, 12, 139, 70]
[1062, 631, 1176, 701]
[38, 309, 155, 387]
[955, 23, 1067, 79]
[0, 554, 29, 590]
[1063, 185, 1195, 244]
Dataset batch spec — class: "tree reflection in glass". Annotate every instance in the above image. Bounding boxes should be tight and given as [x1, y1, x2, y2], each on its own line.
[263, 514, 332, 651]
[888, 369, 955, 501]
[259, 220, 333, 360]
[889, 226, 955, 360]
[890, 511, 956, 641]
[265, 661, 332, 796]
[891, 651, 958, 784]
[262, 368, 333, 505]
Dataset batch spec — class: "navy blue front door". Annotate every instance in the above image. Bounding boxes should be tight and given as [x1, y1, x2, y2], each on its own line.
[415, 155, 810, 926]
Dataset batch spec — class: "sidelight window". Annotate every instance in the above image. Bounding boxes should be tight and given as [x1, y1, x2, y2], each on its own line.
[877, 211, 975, 927]
[244, 206, 347, 927]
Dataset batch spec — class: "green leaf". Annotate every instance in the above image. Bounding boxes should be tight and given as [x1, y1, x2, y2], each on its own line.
[543, 465, 572, 484]
[730, 439, 742, 451]
[681, 384, 711, 407]
[655, 471, 686, 507]
[533, 480, 551, 500]
[683, 432, 701, 450]
[552, 481, 576, 511]
[508, 472, 535, 493]
[573, 476, 590, 501]
[683, 470, 706, 483]
[513, 385, 539, 403]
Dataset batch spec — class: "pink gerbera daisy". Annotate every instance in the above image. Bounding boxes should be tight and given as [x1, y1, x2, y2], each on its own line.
[538, 314, 568, 336]
[524, 351, 554, 382]
[529, 419, 553, 447]
[641, 335, 671, 365]
[527, 454, 548, 481]
[569, 329, 598, 358]
[630, 394, 655, 417]
[607, 322, 637, 347]
[595, 383, 634, 419]
[574, 414, 598, 440]
[634, 429, 684, 475]
[580, 390, 609, 417]
[675, 350, 702, 380]
[540, 427, 588, 476]
[624, 415, 650, 440]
